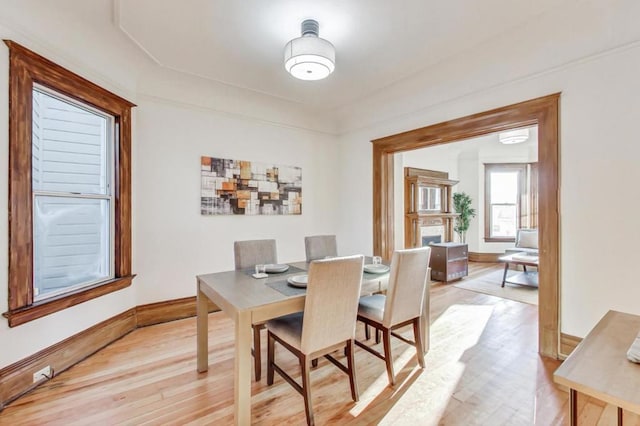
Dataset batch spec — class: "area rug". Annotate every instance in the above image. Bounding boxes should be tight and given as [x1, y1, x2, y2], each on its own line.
[453, 269, 538, 305]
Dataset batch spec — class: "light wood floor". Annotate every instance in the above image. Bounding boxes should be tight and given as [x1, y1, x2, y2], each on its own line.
[2, 263, 638, 425]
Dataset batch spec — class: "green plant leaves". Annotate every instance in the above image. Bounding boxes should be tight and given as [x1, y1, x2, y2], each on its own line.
[453, 192, 477, 240]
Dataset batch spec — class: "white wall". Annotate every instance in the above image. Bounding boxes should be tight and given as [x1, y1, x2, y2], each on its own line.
[134, 97, 338, 304]
[0, 8, 339, 368]
[337, 37, 640, 338]
[2, 0, 640, 370]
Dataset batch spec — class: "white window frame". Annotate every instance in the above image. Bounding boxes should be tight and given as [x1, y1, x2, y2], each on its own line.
[31, 84, 116, 301]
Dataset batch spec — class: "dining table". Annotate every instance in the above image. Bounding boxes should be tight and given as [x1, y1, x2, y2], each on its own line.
[196, 258, 430, 425]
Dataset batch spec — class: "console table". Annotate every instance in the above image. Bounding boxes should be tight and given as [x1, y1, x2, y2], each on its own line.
[430, 242, 468, 282]
[553, 310, 640, 425]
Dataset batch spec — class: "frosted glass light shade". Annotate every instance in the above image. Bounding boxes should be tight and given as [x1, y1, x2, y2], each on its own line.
[284, 35, 335, 81]
[499, 128, 530, 144]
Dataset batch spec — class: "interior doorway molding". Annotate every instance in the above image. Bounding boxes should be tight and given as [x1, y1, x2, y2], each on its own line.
[371, 93, 560, 358]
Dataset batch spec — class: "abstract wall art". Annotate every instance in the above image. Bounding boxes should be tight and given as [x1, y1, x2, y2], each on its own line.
[200, 156, 302, 215]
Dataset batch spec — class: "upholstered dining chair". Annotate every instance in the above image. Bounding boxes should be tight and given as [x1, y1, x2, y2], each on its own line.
[234, 239, 278, 271]
[266, 255, 364, 426]
[304, 235, 338, 262]
[233, 239, 278, 381]
[355, 246, 431, 386]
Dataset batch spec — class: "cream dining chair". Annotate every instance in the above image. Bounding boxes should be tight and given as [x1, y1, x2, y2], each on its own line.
[266, 255, 364, 426]
[234, 239, 278, 271]
[355, 246, 431, 385]
[233, 239, 278, 381]
[304, 234, 338, 262]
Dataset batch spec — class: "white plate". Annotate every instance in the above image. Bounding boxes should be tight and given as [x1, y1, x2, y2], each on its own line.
[265, 264, 290, 273]
[287, 274, 309, 288]
[363, 264, 390, 274]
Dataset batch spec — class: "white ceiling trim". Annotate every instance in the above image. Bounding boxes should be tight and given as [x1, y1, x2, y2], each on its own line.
[0, 10, 137, 103]
[336, 37, 640, 136]
[112, 0, 308, 107]
[137, 92, 338, 136]
[112, 0, 160, 65]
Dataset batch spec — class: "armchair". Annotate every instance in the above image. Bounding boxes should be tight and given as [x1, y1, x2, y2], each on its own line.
[505, 228, 539, 256]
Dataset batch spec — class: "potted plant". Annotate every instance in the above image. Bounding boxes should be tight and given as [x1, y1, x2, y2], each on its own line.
[453, 192, 476, 243]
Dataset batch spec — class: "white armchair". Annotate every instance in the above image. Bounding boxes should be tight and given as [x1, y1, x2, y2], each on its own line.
[505, 228, 539, 256]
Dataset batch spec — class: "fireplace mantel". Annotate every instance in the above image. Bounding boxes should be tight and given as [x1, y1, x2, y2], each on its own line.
[404, 168, 459, 248]
[406, 213, 459, 247]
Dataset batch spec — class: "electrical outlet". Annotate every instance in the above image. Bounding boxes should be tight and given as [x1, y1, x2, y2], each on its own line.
[32, 365, 51, 383]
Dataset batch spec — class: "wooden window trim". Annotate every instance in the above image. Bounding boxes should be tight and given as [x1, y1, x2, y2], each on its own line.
[2, 40, 136, 327]
[483, 163, 527, 243]
[485, 237, 517, 243]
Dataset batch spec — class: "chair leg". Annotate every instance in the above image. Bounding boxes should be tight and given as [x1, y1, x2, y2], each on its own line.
[365, 324, 370, 340]
[375, 328, 381, 344]
[253, 324, 262, 381]
[267, 331, 275, 386]
[382, 328, 395, 385]
[312, 358, 318, 368]
[300, 356, 314, 426]
[346, 340, 359, 402]
[413, 318, 426, 368]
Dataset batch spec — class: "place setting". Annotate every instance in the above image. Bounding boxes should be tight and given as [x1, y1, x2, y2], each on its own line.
[363, 256, 390, 275]
[285, 255, 390, 290]
[250, 263, 306, 279]
[265, 273, 308, 297]
[286, 274, 309, 288]
[250, 262, 309, 296]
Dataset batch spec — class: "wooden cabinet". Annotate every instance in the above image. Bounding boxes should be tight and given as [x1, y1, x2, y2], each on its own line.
[430, 242, 468, 282]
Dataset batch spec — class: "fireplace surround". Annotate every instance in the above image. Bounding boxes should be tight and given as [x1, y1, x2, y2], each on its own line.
[404, 167, 459, 248]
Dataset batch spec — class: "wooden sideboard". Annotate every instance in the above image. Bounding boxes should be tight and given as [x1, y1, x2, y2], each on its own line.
[430, 242, 468, 282]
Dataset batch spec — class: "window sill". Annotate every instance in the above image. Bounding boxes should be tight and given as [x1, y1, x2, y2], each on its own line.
[484, 237, 516, 243]
[3, 275, 135, 327]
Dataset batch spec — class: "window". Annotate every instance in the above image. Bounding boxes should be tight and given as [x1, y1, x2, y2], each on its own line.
[3, 41, 135, 327]
[32, 86, 115, 301]
[484, 163, 536, 242]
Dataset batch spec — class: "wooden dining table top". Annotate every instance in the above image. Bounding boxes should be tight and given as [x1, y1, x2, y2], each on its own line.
[196, 259, 389, 312]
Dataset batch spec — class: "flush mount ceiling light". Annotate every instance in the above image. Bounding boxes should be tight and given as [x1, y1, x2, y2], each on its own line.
[499, 128, 530, 145]
[284, 19, 335, 81]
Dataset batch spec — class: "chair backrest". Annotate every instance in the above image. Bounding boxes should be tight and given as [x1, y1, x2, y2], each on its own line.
[233, 239, 277, 270]
[300, 255, 364, 355]
[304, 235, 338, 262]
[383, 247, 431, 328]
[515, 228, 538, 249]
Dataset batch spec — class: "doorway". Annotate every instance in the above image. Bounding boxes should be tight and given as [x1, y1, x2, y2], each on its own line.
[371, 94, 559, 358]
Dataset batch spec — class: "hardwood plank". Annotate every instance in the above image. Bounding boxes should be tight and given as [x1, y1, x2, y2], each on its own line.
[1, 263, 617, 425]
[0, 308, 136, 411]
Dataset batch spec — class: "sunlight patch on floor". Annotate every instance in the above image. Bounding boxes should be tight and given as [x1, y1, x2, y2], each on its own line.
[349, 345, 419, 417]
[369, 304, 495, 425]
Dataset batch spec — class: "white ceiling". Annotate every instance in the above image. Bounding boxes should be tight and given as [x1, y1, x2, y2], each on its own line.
[116, 0, 560, 110]
[404, 125, 538, 161]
